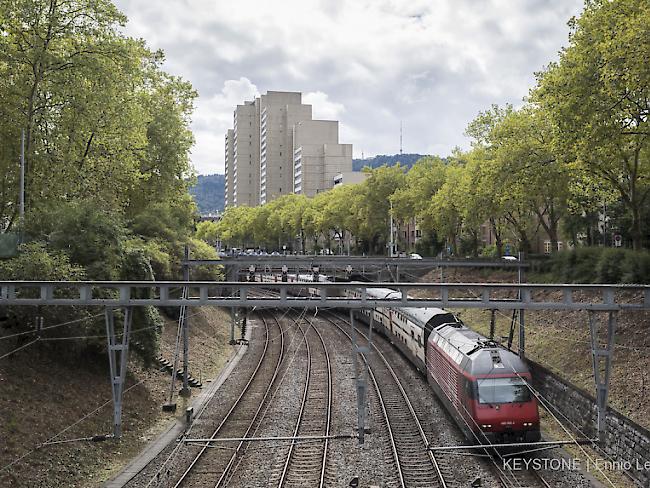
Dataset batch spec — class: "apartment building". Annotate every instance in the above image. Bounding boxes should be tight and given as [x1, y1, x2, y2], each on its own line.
[224, 90, 352, 207]
[224, 129, 234, 207]
[293, 120, 353, 197]
[259, 91, 311, 204]
[231, 100, 260, 207]
[333, 171, 369, 187]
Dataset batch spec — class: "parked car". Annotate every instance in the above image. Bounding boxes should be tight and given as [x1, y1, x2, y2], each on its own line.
[409, 253, 423, 260]
[502, 255, 518, 261]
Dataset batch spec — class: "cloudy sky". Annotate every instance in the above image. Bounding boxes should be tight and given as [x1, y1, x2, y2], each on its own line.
[114, 0, 584, 175]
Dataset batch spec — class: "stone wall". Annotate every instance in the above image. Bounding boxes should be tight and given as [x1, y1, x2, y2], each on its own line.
[529, 360, 650, 487]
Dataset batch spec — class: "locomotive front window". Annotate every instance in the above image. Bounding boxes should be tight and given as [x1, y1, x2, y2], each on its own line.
[476, 377, 531, 404]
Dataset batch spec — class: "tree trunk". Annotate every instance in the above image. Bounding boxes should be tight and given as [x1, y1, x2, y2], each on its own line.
[535, 206, 559, 253]
[490, 217, 503, 257]
[632, 205, 642, 250]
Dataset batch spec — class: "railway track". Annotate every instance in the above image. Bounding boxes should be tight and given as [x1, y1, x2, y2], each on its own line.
[274, 312, 333, 488]
[170, 311, 286, 488]
[498, 462, 552, 488]
[322, 312, 448, 488]
[213, 305, 333, 488]
[336, 310, 555, 488]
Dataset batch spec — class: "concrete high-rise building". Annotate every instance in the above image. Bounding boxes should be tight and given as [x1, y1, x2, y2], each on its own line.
[259, 91, 311, 204]
[293, 120, 352, 197]
[230, 100, 260, 207]
[224, 90, 353, 208]
[224, 129, 234, 207]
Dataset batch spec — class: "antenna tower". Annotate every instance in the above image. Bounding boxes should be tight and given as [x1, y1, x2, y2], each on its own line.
[399, 120, 403, 155]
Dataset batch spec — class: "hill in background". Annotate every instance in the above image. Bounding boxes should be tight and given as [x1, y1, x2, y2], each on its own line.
[190, 154, 428, 213]
[352, 153, 427, 171]
[190, 174, 225, 213]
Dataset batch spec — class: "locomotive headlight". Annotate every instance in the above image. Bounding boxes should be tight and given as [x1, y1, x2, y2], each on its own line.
[523, 422, 532, 427]
[481, 424, 492, 429]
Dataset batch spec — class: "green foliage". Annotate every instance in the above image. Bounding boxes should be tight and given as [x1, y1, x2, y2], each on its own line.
[356, 165, 407, 253]
[130, 196, 197, 279]
[595, 248, 623, 284]
[548, 247, 600, 283]
[621, 251, 650, 284]
[0, 242, 98, 352]
[352, 153, 427, 171]
[546, 247, 650, 284]
[0, 242, 86, 281]
[0, 0, 199, 365]
[125, 237, 172, 280]
[187, 237, 223, 281]
[532, 0, 650, 249]
[27, 201, 127, 280]
[120, 245, 162, 366]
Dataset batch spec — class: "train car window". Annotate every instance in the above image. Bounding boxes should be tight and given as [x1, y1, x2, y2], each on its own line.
[428, 313, 459, 329]
[411, 330, 414, 338]
[477, 377, 531, 404]
[417, 335, 421, 346]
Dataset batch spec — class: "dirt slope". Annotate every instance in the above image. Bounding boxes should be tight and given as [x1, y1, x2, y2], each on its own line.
[0, 307, 234, 487]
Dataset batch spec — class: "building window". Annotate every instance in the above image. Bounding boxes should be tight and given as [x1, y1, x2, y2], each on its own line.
[416, 229, 421, 237]
[544, 241, 552, 254]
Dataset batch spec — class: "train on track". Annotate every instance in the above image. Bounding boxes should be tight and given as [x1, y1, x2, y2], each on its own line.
[259, 272, 541, 445]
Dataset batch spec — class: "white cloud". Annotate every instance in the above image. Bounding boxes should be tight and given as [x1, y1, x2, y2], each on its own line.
[303, 91, 346, 121]
[189, 77, 260, 173]
[114, 0, 584, 174]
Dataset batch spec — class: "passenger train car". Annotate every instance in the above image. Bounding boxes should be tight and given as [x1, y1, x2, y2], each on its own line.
[260, 272, 540, 444]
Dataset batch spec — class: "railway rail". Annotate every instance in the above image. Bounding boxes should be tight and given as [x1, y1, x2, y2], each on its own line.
[322, 311, 448, 488]
[144, 286, 571, 488]
[171, 312, 285, 487]
[220, 307, 334, 487]
[274, 313, 333, 488]
[498, 463, 552, 488]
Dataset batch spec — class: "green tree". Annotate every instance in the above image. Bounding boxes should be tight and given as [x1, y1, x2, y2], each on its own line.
[26, 200, 127, 280]
[533, 0, 650, 249]
[490, 107, 570, 252]
[355, 165, 406, 254]
[427, 162, 465, 255]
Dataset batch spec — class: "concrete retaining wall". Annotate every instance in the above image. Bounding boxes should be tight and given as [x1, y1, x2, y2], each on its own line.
[529, 360, 650, 487]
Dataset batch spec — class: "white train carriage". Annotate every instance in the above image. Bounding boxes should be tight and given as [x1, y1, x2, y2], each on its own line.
[346, 286, 458, 373]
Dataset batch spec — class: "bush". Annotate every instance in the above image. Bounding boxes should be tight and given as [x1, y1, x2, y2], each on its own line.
[480, 244, 498, 258]
[187, 237, 223, 281]
[0, 243, 100, 353]
[121, 245, 163, 366]
[595, 248, 623, 283]
[621, 251, 650, 284]
[548, 247, 600, 282]
[27, 201, 127, 280]
[0, 242, 86, 281]
[546, 247, 650, 284]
